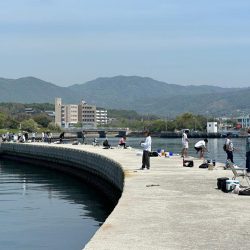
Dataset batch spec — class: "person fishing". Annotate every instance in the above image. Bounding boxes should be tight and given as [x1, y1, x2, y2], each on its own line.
[224, 133, 234, 163]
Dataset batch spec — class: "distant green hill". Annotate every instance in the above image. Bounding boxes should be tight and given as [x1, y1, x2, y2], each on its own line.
[0, 77, 76, 103]
[0, 75, 248, 117]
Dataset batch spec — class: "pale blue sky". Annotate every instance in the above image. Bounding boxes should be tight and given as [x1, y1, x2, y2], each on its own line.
[0, 0, 250, 87]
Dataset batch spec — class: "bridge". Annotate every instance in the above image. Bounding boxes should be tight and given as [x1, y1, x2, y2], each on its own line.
[64, 128, 129, 138]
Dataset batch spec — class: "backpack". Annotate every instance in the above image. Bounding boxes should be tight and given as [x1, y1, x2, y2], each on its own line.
[199, 163, 209, 168]
[223, 144, 227, 151]
[183, 160, 194, 167]
[239, 187, 250, 196]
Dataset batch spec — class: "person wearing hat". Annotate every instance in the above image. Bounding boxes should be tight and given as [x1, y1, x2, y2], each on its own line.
[225, 133, 234, 163]
[194, 138, 208, 159]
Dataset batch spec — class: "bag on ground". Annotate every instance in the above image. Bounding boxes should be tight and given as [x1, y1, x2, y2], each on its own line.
[239, 187, 250, 196]
[199, 163, 208, 168]
[183, 160, 194, 167]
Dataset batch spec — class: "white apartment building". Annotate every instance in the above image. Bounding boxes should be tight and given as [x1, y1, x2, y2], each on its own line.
[96, 109, 108, 125]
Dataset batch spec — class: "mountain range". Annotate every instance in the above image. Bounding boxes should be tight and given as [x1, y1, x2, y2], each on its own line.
[0, 75, 249, 117]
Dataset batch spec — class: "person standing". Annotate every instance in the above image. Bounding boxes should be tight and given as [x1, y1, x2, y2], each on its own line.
[225, 133, 234, 163]
[82, 131, 86, 144]
[41, 131, 45, 142]
[140, 131, 152, 170]
[32, 132, 36, 142]
[194, 138, 208, 159]
[59, 132, 65, 144]
[48, 131, 52, 144]
[181, 130, 189, 158]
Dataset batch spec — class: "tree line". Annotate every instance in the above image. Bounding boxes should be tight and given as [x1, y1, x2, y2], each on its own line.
[0, 103, 236, 133]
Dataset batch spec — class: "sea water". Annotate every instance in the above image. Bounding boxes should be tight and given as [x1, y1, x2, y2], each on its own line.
[90, 137, 247, 166]
[0, 159, 111, 250]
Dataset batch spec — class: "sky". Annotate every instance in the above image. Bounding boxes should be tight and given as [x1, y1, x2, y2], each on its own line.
[0, 0, 250, 87]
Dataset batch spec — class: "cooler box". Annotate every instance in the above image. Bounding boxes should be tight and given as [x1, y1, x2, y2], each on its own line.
[217, 177, 229, 190]
[226, 180, 240, 192]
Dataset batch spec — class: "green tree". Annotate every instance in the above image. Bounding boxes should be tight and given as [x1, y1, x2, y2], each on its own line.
[166, 120, 176, 132]
[148, 120, 166, 132]
[33, 114, 52, 128]
[47, 122, 62, 132]
[175, 113, 196, 130]
[0, 112, 7, 128]
[5, 117, 19, 129]
[21, 119, 38, 132]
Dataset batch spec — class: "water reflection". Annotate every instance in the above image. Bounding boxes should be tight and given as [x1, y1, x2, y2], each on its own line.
[0, 159, 111, 250]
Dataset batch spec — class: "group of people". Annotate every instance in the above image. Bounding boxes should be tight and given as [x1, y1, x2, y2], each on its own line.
[1, 131, 29, 143]
[2, 128, 249, 173]
[181, 129, 236, 163]
[98, 135, 129, 149]
[181, 130, 208, 159]
[1, 131, 53, 143]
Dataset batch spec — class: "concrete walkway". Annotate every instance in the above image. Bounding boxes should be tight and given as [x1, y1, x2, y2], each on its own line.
[51, 145, 249, 250]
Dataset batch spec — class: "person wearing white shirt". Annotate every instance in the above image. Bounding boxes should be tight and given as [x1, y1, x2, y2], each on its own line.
[181, 130, 189, 158]
[140, 131, 152, 170]
[194, 138, 208, 159]
[225, 133, 234, 163]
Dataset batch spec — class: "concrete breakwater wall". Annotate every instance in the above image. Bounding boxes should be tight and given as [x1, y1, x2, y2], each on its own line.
[0, 143, 124, 205]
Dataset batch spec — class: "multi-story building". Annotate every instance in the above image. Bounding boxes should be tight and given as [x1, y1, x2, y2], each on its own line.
[236, 115, 250, 128]
[78, 100, 96, 128]
[61, 104, 79, 127]
[96, 109, 108, 125]
[55, 98, 97, 128]
[55, 97, 62, 127]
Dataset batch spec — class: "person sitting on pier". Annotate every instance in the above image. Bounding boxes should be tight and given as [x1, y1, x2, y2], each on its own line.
[194, 138, 208, 159]
[92, 138, 99, 146]
[103, 138, 111, 149]
[118, 136, 127, 149]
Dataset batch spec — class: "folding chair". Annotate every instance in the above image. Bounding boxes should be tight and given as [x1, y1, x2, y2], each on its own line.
[226, 160, 250, 187]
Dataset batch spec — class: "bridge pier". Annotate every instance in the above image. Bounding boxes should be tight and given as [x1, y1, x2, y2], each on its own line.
[98, 131, 106, 138]
[118, 131, 126, 138]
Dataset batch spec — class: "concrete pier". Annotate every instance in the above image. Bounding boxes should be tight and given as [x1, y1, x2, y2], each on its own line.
[1, 143, 250, 250]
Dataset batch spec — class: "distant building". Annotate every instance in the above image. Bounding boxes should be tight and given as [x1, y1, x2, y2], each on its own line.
[45, 110, 55, 117]
[236, 115, 250, 128]
[207, 122, 218, 133]
[55, 97, 97, 128]
[25, 107, 34, 114]
[96, 109, 108, 125]
[78, 100, 96, 128]
[55, 97, 62, 127]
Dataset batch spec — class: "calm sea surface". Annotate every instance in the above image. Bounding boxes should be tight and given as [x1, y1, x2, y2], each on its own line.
[0, 159, 111, 250]
[89, 136, 248, 166]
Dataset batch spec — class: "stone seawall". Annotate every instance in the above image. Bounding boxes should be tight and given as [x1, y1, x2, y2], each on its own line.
[0, 143, 124, 205]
